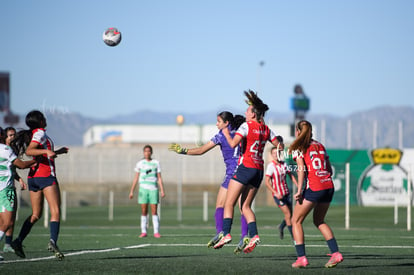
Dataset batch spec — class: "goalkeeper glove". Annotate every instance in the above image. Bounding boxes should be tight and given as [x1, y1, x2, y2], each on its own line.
[168, 143, 188, 154]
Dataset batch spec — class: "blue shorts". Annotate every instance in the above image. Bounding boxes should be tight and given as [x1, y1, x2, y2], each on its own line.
[273, 194, 292, 208]
[28, 177, 58, 192]
[303, 188, 334, 203]
[231, 164, 263, 189]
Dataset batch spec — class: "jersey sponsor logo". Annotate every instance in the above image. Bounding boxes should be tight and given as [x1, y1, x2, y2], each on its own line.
[358, 147, 411, 206]
[252, 129, 268, 135]
[316, 171, 330, 177]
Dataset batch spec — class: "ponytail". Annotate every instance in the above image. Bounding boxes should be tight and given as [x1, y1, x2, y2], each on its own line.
[10, 129, 32, 157]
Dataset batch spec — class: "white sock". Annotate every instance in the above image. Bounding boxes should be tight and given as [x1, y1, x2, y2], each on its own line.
[141, 215, 147, 234]
[0, 230, 4, 242]
[152, 215, 159, 234]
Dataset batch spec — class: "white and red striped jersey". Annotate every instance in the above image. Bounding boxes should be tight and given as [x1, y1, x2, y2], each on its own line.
[28, 128, 56, 178]
[265, 161, 290, 196]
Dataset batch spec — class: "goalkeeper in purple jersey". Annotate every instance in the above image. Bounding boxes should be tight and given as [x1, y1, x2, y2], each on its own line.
[169, 111, 249, 253]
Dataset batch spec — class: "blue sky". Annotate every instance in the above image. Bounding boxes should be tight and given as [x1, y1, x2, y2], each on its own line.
[2, 0, 413, 119]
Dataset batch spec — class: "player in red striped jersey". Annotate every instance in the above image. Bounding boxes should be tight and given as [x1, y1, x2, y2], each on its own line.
[289, 120, 343, 268]
[213, 90, 283, 253]
[10, 110, 68, 260]
[265, 145, 297, 241]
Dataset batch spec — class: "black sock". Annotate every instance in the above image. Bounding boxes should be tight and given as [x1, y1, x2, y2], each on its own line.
[247, 222, 258, 237]
[50, 221, 60, 244]
[18, 216, 35, 242]
[5, 235, 12, 245]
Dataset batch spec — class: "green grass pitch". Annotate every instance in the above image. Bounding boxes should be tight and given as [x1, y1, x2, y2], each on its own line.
[1, 205, 413, 274]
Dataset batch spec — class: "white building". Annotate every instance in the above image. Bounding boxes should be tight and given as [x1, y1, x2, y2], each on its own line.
[83, 123, 294, 147]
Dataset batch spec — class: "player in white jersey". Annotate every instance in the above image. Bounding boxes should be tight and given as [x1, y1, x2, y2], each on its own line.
[0, 127, 35, 261]
[1, 127, 27, 253]
[265, 145, 297, 241]
[129, 145, 165, 238]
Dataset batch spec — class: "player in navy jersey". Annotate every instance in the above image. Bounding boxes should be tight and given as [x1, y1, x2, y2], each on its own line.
[10, 110, 68, 260]
[213, 91, 283, 254]
[289, 120, 343, 268]
[169, 112, 249, 253]
[265, 145, 297, 241]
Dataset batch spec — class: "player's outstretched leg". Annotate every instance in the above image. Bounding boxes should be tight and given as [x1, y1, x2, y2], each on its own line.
[213, 232, 232, 249]
[292, 256, 309, 268]
[325, 252, 343, 268]
[207, 232, 222, 248]
[48, 239, 64, 260]
[11, 239, 25, 258]
[233, 236, 249, 254]
[278, 224, 284, 240]
[243, 235, 260, 253]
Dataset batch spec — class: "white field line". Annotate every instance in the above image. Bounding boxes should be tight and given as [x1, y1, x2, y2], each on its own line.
[0, 244, 150, 264]
[148, 243, 414, 249]
[1, 243, 413, 264]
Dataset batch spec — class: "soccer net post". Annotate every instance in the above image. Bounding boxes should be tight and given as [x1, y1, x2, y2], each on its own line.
[62, 190, 67, 222]
[109, 190, 114, 221]
[345, 162, 350, 230]
[203, 191, 208, 222]
[44, 199, 49, 228]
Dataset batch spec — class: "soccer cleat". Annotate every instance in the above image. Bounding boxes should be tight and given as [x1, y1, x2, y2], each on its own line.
[0, 255, 3, 261]
[3, 244, 15, 253]
[48, 240, 64, 260]
[213, 232, 232, 249]
[325, 252, 343, 268]
[292, 256, 309, 268]
[233, 236, 249, 254]
[207, 233, 221, 248]
[243, 235, 260, 253]
[278, 225, 284, 240]
[11, 240, 25, 258]
[153, 233, 161, 238]
[139, 233, 147, 238]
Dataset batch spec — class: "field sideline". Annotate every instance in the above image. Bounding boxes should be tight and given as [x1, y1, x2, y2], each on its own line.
[1, 205, 413, 274]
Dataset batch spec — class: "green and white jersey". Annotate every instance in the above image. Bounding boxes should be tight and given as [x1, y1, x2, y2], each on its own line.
[0, 144, 17, 191]
[134, 159, 161, 191]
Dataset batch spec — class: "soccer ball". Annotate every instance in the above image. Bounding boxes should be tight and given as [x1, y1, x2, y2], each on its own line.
[102, 27, 122, 47]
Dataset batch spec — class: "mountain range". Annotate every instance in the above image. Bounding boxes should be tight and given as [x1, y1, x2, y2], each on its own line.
[3, 105, 413, 149]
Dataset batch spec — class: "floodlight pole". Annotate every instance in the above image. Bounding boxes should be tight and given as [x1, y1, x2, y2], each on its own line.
[345, 163, 350, 230]
[347, 120, 352, 150]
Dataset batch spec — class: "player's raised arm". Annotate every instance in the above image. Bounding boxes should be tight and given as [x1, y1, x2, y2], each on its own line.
[168, 141, 216, 155]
